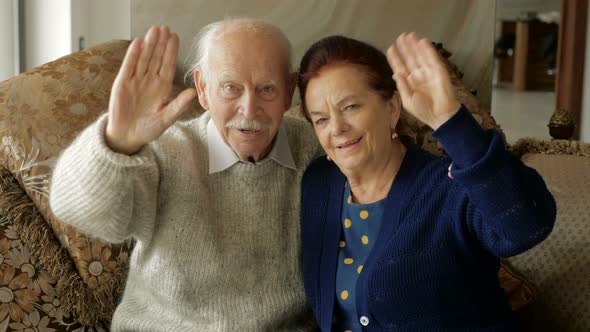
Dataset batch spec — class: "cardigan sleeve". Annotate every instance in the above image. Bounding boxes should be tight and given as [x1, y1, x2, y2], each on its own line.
[432, 106, 556, 257]
[49, 114, 160, 243]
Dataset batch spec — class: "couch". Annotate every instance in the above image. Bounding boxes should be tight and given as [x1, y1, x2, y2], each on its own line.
[0, 40, 588, 331]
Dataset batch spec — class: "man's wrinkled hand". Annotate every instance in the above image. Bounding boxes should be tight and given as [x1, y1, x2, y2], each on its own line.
[106, 25, 197, 155]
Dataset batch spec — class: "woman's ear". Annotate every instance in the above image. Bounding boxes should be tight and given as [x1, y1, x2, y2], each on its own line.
[389, 91, 402, 128]
[194, 70, 209, 110]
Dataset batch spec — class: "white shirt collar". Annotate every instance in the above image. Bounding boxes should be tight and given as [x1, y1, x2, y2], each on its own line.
[207, 117, 296, 174]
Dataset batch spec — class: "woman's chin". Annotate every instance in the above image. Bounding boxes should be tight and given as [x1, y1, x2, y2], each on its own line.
[333, 157, 366, 173]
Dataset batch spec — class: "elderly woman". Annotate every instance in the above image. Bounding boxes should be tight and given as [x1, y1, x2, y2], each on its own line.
[298, 33, 556, 331]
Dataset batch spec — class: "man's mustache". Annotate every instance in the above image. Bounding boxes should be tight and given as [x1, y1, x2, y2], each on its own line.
[226, 118, 271, 130]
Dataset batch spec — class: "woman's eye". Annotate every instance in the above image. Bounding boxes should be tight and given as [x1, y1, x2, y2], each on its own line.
[262, 86, 274, 93]
[314, 118, 327, 125]
[224, 85, 237, 92]
[345, 104, 359, 111]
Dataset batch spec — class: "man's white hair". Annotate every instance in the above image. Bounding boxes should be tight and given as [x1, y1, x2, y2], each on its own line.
[184, 17, 293, 86]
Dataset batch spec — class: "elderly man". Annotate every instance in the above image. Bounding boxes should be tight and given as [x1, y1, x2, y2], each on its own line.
[50, 19, 321, 331]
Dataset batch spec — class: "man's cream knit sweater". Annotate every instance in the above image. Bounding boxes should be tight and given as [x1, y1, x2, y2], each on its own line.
[50, 112, 322, 331]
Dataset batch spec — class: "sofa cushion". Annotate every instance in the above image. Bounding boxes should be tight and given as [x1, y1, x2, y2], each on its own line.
[508, 145, 590, 331]
[0, 41, 135, 325]
[0, 166, 111, 328]
[498, 261, 536, 312]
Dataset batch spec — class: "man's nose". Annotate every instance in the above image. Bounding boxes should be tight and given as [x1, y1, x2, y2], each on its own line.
[239, 90, 260, 120]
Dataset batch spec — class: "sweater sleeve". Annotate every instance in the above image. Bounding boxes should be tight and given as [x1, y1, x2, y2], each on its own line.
[432, 106, 557, 257]
[49, 114, 160, 243]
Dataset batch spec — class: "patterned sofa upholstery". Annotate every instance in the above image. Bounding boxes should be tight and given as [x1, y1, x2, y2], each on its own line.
[0, 40, 588, 331]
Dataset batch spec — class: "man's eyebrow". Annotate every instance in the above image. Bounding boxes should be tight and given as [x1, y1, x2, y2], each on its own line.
[218, 73, 235, 83]
[257, 80, 278, 87]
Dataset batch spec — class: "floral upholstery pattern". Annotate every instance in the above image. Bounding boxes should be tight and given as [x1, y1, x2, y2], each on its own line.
[0, 41, 135, 328]
[0, 168, 109, 331]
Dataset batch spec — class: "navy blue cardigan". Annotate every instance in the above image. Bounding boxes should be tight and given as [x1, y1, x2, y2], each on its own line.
[301, 107, 556, 331]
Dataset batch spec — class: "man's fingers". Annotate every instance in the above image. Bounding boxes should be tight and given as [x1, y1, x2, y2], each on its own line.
[136, 26, 160, 79]
[119, 38, 141, 80]
[159, 33, 179, 82]
[161, 88, 198, 127]
[148, 26, 170, 76]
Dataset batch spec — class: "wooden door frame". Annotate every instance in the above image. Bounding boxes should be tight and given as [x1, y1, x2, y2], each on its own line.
[555, 0, 588, 139]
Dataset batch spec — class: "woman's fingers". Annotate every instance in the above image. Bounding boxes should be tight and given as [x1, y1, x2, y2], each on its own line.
[148, 25, 170, 76]
[396, 32, 420, 71]
[386, 43, 408, 76]
[392, 73, 411, 105]
[135, 26, 160, 79]
[159, 33, 179, 82]
[415, 37, 438, 68]
[119, 38, 142, 80]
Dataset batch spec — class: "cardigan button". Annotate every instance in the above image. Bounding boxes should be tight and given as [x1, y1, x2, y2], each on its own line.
[359, 316, 370, 326]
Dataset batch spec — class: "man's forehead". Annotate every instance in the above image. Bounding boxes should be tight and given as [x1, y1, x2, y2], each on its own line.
[209, 46, 287, 82]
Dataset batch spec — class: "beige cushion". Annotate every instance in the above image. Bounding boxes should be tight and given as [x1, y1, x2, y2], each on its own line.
[509, 153, 590, 331]
[0, 40, 134, 325]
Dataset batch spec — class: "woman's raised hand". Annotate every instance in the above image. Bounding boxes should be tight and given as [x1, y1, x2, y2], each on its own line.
[386, 32, 461, 130]
[105, 26, 197, 155]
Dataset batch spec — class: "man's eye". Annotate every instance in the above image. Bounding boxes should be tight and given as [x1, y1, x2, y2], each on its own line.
[258, 85, 277, 98]
[345, 104, 359, 111]
[224, 85, 237, 92]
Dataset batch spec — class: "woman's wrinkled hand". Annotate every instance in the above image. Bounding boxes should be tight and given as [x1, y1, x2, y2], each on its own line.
[386, 32, 461, 130]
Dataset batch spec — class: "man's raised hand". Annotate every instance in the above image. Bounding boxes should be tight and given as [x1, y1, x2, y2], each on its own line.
[106, 26, 197, 155]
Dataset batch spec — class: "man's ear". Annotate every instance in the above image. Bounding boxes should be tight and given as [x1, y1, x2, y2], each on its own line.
[194, 70, 209, 110]
[283, 72, 298, 112]
[389, 91, 402, 128]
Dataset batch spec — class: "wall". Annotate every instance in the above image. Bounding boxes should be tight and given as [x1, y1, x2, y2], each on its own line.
[23, 0, 72, 71]
[130, 0, 496, 109]
[22, 0, 130, 71]
[0, 0, 19, 81]
[70, 0, 131, 51]
[80, 0, 131, 48]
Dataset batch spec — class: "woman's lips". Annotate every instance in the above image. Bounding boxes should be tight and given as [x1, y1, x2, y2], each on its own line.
[337, 137, 362, 150]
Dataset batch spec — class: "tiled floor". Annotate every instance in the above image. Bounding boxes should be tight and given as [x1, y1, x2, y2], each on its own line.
[491, 83, 555, 144]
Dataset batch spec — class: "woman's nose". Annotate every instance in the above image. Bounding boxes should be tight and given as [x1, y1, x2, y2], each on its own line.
[330, 116, 349, 136]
